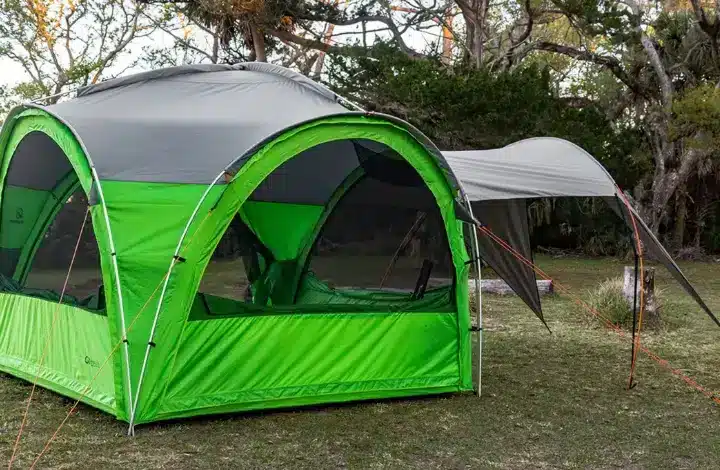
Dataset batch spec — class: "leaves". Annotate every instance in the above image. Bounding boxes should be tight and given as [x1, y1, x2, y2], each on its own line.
[0, 0, 156, 105]
[671, 83, 720, 151]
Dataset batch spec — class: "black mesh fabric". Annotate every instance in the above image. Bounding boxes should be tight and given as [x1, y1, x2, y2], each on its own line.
[199, 215, 270, 302]
[21, 189, 105, 309]
[306, 175, 454, 292]
[197, 140, 456, 310]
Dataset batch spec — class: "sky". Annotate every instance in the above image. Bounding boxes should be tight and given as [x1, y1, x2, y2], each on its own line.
[0, 58, 26, 87]
[0, 9, 448, 93]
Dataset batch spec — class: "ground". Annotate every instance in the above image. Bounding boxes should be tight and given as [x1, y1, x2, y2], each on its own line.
[2, 256, 720, 469]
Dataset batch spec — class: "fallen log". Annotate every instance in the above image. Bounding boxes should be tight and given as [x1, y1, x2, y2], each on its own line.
[338, 279, 553, 296]
[429, 278, 553, 295]
[470, 279, 554, 295]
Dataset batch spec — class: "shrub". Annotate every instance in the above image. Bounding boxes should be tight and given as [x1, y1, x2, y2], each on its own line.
[588, 277, 634, 328]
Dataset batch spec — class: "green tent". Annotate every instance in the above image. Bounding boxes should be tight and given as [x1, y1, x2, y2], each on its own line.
[1, 63, 715, 433]
[0, 64, 475, 431]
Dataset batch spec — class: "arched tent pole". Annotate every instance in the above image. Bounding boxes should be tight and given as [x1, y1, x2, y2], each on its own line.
[19, 105, 136, 425]
[128, 114, 470, 432]
[28, 88, 78, 105]
[127, 169, 229, 435]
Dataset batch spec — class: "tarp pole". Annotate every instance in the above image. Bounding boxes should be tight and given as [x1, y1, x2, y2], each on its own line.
[127, 170, 227, 435]
[629, 250, 639, 388]
[462, 193, 483, 397]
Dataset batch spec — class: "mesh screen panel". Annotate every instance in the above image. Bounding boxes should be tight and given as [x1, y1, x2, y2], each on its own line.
[199, 215, 267, 302]
[196, 139, 455, 313]
[306, 176, 454, 292]
[22, 189, 104, 307]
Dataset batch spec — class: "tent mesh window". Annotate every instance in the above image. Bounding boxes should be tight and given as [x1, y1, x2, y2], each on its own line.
[13, 189, 104, 311]
[191, 139, 455, 318]
[0, 131, 105, 311]
[198, 215, 265, 303]
[305, 176, 454, 294]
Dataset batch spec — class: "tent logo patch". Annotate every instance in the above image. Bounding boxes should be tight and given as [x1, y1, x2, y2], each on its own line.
[84, 356, 100, 368]
[10, 208, 23, 225]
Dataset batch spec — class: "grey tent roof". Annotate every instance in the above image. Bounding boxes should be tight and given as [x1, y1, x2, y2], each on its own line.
[17, 63, 449, 187]
[42, 63, 351, 184]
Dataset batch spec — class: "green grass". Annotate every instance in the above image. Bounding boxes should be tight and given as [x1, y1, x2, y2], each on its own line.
[2, 256, 720, 469]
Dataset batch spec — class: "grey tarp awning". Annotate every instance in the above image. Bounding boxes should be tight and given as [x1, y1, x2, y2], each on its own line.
[443, 139, 719, 328]
[471, 199, 545, 324]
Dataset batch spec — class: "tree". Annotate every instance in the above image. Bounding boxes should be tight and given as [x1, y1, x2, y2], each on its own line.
[158, 0, 455, 72]
[326, 49, 646, 253]
[469, 1, 720, 245]
[0, 0, 157, 106]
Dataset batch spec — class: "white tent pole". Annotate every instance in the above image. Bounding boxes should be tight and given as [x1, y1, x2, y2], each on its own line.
[89, 166, 136, 431]
[28, 88, 78, 104]
[23, 104, 137, 432]
[462, 193, 483, 397]
[127, 170, 226, 435]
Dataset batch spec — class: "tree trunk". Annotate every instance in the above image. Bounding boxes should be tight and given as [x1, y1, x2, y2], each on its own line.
[674, 192, 687, 249]
[473, 0, 489, 68]
[250, 24, 267, 62]
[623, 266, 661, 328]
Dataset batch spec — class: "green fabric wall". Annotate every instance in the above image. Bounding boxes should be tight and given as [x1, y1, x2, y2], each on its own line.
[132, 116, 472, 423]
[157, 310, 461, 421]
[0, 293, 115, 413]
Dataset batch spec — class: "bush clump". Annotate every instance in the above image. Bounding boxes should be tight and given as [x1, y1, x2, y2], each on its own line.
[588, 278, 634, 328]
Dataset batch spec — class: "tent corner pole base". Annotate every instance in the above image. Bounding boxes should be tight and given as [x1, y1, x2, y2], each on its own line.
[461, 192, 483, 399]
[476, 328, 482, 398]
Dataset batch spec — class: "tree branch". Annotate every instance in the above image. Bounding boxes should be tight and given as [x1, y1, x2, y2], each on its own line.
[142, 10, 217, 62]
[535, 41, 643, 96]
[270, 28, 425, 59]
[296, 13, 418, 56]
[92, 5, 145, 83]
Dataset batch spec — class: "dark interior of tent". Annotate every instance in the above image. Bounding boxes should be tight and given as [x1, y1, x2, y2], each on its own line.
[192, 138, 458, 318]
[0, 131, 105, 313]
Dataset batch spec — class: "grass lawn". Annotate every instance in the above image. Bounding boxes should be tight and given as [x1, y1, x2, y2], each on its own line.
[2, 256, 719, 469]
